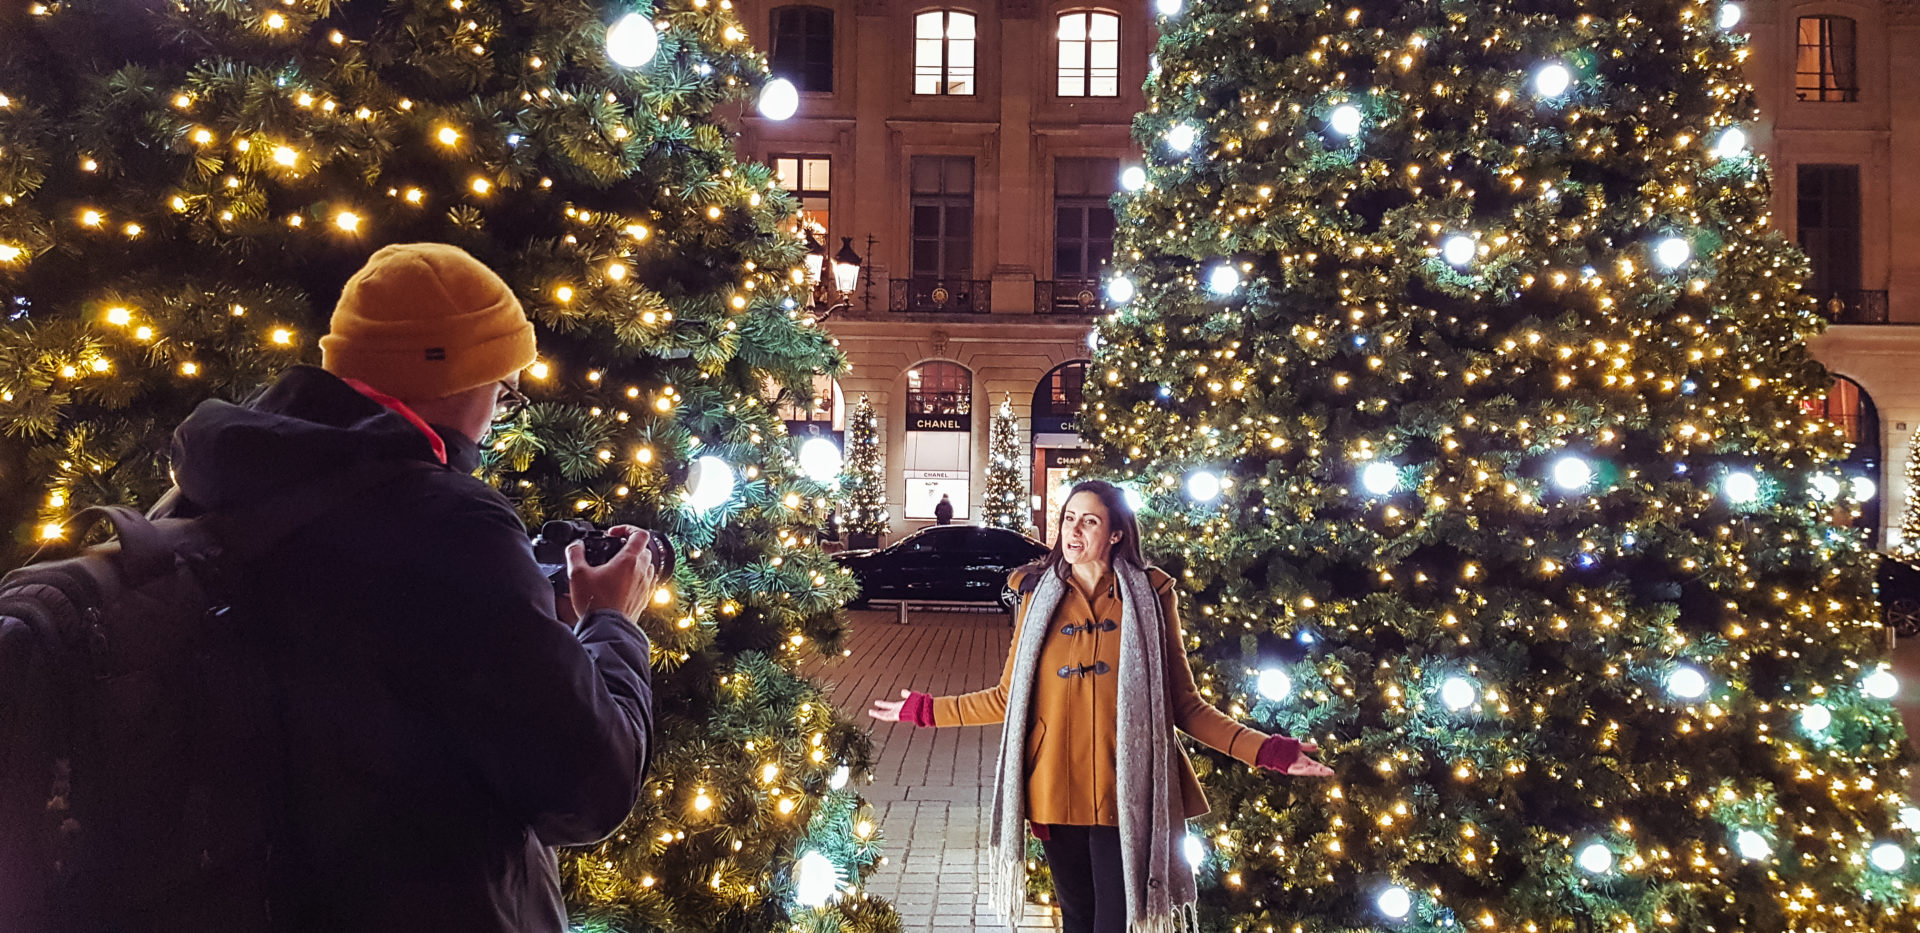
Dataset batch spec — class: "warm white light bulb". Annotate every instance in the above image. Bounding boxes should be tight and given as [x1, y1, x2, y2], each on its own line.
[1712, 126, 1748, 159]
[1361, 462, 1399, 496]
[1667, 666, 1708, 700]
[1377, 886, 1412, 919]
[1107, 276, 1136, 304]
[1442, 235, 1476, 267]
[1551, 456, 1593, 491]
[606, 13, 659, 68]
[798, 437, 842, 483]
[1440, 676, 1477, 711]
[1120, 166, 1148, 191]
[1578, 843, 1614, 874]
[759, 78, 800, 120]
[1257, 668, 1292, 701]
[1654, 237, 1692, 270]
[1723, 472, 1759, 504]
[1801, 704, 1832, 733]
[1329, 104, 1362, 137]
[1187, 471, 1222, 502]
[1207, 264, 1241, 295]
[1535, 63, 1572, 98]
[1166, 124, 1198, 152]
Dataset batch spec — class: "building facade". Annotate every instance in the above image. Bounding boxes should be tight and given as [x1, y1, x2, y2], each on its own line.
[736, 0, 1920, 549]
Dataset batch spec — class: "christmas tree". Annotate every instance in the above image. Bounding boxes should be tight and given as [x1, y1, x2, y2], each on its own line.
[836, 394, 886, 544]
[0, 2, 896, 930]
[1087, 1, 1919, 931]
[1898, 427, 1920, 561]
[983, 396, 1026, 532]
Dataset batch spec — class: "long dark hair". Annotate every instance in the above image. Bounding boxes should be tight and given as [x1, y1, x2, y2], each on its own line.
[1035, 479, 1146, 582]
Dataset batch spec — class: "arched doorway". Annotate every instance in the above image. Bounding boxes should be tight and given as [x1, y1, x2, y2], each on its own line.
[903, 361, 974, 522]
[1031, 360, 1090, 543]
[1805, 374, 1881, 536]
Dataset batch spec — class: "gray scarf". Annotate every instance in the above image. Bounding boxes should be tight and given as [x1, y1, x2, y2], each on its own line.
[988, 561, 1199, 933]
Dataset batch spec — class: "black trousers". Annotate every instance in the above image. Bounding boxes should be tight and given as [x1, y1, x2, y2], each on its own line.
[1040, 824, 1126, 933]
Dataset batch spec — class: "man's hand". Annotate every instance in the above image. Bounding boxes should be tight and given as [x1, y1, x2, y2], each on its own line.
[567, 526, 659, 622]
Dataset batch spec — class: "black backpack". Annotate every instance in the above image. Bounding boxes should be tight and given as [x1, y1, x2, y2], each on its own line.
[0, 463, 421, 932]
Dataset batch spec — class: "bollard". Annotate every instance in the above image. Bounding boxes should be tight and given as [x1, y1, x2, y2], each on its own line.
[898, 600, 910, 625]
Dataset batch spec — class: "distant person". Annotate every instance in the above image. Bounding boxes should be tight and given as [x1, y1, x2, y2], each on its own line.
[934, 494, 955, 525]
[163, 243, 657, 931]
[867, 480, 1331, 933]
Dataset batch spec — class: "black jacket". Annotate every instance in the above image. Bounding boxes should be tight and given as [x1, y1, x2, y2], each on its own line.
[166, 366, 653, 932]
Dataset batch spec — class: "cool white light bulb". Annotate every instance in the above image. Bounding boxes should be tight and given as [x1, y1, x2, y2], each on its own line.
[1207, 264, 1241, 295]
[1155, 0, 1183, 16]
[1361, 461, 1399, 496]
[1900, 807, 1920, 833]
[1654, 237, 1693, 270]
[1377, 886, 1412, 919]
[759, 78, 800, 120]
[1535, 63, 1572, 98]
[1850, 476, 1878, 503]
[1183, 833, 1204, 867]
[794, 850, 838, 907]
[1871, 842, 1908, 872]
[1810, 474, 1842, 502]
[1329, 104, 1363, 137]
[798, 437, 842, 483]
[1442, 235, 1476, 267]
[606, 13, 659, 68]
[1578, 843, 1614, 874]
[1107, 276, 1136, 304]
[1440, 676, 1477, 711]
[1713, 126, 1749, 159]
[1166, 124, 1198, 152]
[1864, 668, 1900, 700]
[1552, 455, 1594, 491]
[830, 765, 850, 790]
[1257, 668, 1292, 701]
[686, 455, 737, 512]
[1667, 666, 1708, 700]
[1723, 471, 1759, 504]
[1801, 704, 1832, 733]
[1719, 3, 1744, 29]
[1186, 470, 1222, 502]
[1123, 486, 1146, 512]
[1736, 829, 1771, 861]
[1120, 166, 1148, 191]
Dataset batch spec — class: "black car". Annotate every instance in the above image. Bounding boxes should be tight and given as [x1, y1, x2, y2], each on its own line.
[833, 525, 1049, 611]
[1881, 554, 1920, 636]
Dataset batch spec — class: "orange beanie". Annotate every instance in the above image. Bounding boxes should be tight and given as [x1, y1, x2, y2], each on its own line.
[319, 243, 537, 399]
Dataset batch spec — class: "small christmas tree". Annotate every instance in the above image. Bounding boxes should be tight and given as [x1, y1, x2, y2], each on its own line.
[837, 394, 886, 545]
[1898, 426, 1920, 561]
[982, 397, 1025, 532]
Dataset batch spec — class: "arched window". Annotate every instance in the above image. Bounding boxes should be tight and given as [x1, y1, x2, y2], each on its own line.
[914, 10, 976, 95]
[1806, 375, 1881, 532]
[1057, 11, 1119, 97]
[906, 361, 971, 416]
[772, 373, 843, 431]
[1031, 360, 1089, 424]
[1797, 15, 1859, 102]
[770, 6, 835, 92]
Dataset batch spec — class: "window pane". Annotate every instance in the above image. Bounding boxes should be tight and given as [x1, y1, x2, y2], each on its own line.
[946, 206, 972, 239]
[1058, 13, 1085, 40]
[1056, 244, 1080, 277]
[1089, 207, 1115, 238]
[916, 38, 944, 71]
[947, 72, 973, 95]
[1090, 75, 1119, 97]
[1090, 41, 1118, 69]
[917, 11, 945, 38]
[950, 38, 974, 69]
[945, 240, 970, 277]
[912, 240, 939, 275]
[1089, 12, 1119, 40]
[948, 12, 975, 40]
[802, 158, 830, 190]
[946, 158, 973, 194]
[1060, 74, 1082, 97]
[912, 158, 943, 193]
[912, 204, 940, 236]
[775, 158, 799, 190]
[1057, 206, 1083, 238]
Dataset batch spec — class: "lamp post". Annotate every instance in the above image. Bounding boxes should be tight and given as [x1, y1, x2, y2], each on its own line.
[803, 229, 827, 292]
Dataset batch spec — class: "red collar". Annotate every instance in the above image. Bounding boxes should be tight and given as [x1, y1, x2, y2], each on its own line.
[342, 378, 449, 466]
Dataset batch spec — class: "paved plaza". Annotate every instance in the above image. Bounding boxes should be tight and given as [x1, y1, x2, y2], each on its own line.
[800, 607, 1060, 932]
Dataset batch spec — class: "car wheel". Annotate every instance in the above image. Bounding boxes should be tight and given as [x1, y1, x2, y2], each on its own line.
[1887, 597, 1920, 638]
[999, 583, 1019, 615]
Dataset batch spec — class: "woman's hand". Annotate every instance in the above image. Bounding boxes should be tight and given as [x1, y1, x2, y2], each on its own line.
[867, 689, 912, 722]
[1286, 742, 1335, 778]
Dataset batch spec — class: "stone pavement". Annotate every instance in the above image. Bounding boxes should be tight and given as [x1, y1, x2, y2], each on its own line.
[800, 607, 1060, 933]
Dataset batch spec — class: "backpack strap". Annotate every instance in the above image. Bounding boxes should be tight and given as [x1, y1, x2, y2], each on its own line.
[44, 506, 177, 581]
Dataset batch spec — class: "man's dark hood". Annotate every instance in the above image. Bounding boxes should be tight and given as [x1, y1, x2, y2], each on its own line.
[169, 365, 481, 511]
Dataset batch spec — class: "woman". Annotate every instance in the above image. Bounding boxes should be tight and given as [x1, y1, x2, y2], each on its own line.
[868, 480, 1331, 933]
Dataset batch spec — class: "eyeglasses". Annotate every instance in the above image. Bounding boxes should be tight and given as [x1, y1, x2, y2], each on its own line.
[492, 380, 529, 424]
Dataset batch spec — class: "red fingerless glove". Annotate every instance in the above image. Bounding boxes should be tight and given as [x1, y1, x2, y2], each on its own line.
[900, 691, 936, 727]
[1255, 734, 1302, 772]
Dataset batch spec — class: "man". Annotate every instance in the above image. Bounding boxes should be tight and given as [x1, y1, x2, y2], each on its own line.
[163, 243, 655, 931]
[934, 493, 955, 526]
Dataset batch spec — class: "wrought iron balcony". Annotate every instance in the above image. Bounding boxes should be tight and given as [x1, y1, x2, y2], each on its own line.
[890, 277, 989, 313]
[1819, 290, 1889, 324]
[1036, 279, 1109, 315]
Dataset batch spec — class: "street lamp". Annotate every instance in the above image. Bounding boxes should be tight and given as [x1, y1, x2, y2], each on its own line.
[803, 229, 827, 288]
[810, 236, 862, 319]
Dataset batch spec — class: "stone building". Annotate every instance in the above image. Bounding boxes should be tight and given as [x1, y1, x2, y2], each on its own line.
[732, 0, 1920, 549]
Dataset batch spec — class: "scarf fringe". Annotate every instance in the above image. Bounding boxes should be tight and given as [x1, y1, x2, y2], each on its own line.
[988, 845, 1026, 929]
[1125, 902, 1201, 933]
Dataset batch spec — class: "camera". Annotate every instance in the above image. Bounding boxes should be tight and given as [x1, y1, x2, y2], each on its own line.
[531, 520, 675, 594]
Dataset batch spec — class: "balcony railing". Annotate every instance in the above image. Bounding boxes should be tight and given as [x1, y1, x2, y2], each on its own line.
[1820, 290, 1890, 324]
[1036, 279, 1110, 315]
[890, 277, 989, 313]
